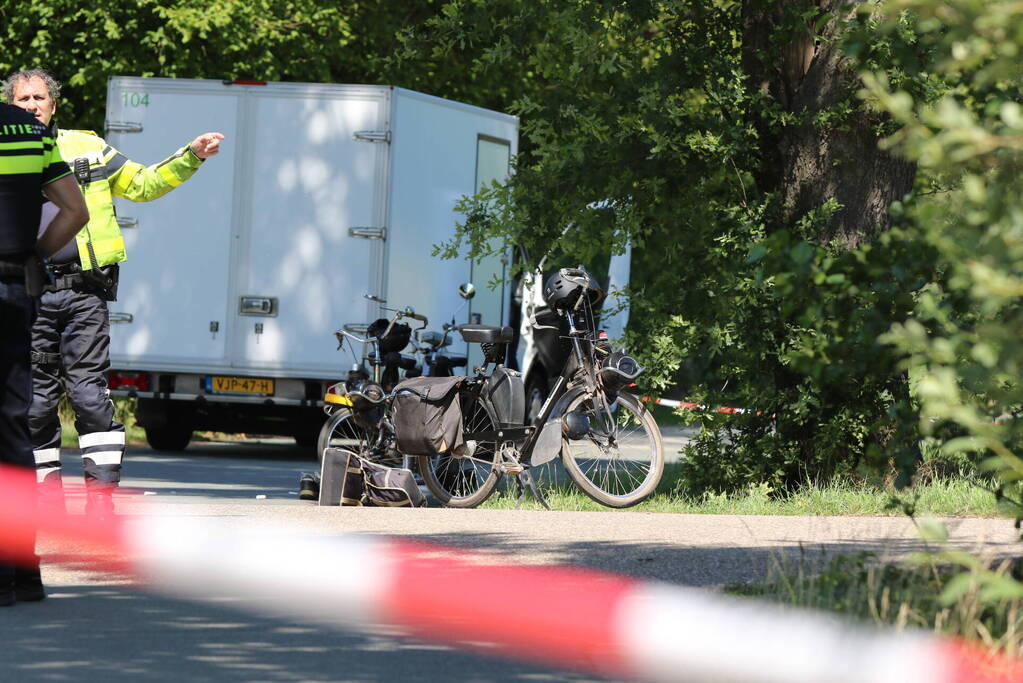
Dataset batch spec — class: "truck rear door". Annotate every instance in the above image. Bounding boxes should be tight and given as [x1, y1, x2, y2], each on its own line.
[105, 77, 240, 368]
[230, 86, 388, 374]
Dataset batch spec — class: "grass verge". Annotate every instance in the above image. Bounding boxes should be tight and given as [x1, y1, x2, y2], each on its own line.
[480, 461, 1014, 517]
[728, 550, 1023, 659]
[59, 396, 147, 447]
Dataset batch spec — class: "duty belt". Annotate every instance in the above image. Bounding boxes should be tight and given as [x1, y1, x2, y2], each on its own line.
[0, 259, 24, 280]
[43, 262, 116, 294]
[46, 272, 86, 291]
[44, 263, 88, 292]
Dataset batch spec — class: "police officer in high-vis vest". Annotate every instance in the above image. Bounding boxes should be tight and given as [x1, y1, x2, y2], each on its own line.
[0, 100, 88, 605]
[4, 69, 224, 517]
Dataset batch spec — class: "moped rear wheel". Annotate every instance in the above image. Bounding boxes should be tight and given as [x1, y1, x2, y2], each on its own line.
[418, 392, 501, 508]
[560, 391, 663, 508]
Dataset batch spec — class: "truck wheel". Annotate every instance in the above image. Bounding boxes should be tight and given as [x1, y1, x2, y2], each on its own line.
[293, 432, 317, 449]
[145, 424, 193, 452]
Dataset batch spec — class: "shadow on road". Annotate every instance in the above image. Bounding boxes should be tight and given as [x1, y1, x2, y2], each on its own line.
[160, 438, 316, 462]
[57, 441, 316, 502]
[374, 531, 1023, 588]
[0, 585, 606, 682]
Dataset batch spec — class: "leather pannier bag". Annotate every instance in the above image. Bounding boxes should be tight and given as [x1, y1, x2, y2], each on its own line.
[362, 460, 426, 507]
[318, 447, 426, 508]
[391, 376, 465, 456]
[318, 448, 365, 506]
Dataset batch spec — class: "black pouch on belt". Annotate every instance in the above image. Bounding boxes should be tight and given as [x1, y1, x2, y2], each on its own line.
[23, 255, 47, 297]
[79, 264, 119, 300]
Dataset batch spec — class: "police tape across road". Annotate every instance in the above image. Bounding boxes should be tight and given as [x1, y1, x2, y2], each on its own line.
[0, 465, 1018, 683]
[642, 396, 753, 415]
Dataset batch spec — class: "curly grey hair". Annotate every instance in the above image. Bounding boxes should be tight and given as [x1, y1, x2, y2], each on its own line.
[2, 68, 61, 104]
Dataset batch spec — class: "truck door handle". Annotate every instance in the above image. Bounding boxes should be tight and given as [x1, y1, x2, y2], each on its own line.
[105, 121, 143, 134]
[349, 227, 387, 240]
[239, 297, 277, 316]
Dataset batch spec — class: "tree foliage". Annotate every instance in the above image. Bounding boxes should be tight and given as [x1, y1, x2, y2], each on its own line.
[4, 0, 1019, 500]
[863, 0, 1023, 510]
[0, 0, 446, 132]
[407, 0, 941, 493]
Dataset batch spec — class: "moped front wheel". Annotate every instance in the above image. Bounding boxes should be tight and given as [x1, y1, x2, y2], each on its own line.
[560, 391, 663, 508]
[316, 408, 374, 466]
[418, 391, 501, 508]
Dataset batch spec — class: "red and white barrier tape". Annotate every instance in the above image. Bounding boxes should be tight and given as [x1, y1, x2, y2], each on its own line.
[0, 465, 1019, 682]
[643, 396, 751, 415]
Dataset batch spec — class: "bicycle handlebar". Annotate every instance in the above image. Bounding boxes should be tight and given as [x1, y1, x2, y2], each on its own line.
[402, 307, 428, 324]
[335, 306, 427, 350]
[335, 329, 378, 347]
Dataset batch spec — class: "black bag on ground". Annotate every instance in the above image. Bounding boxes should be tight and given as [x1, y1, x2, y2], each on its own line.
[319, 447, 426, 507]
[391, 376, 465, 456]
[318, 448, 365, 506]
[362, 460, 426, 507]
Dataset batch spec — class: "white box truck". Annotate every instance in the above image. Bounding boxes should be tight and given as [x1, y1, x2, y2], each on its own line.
[102, 77, 518, 450]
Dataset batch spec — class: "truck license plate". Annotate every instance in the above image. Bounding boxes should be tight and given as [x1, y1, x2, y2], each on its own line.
[207, 376, 275, 396]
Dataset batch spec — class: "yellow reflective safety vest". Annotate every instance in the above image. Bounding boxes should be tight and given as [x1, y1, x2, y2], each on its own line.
[56, 127, 204, 270]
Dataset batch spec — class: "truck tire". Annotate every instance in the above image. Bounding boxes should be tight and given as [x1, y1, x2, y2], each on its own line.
[293, 431, 317, 449]
[145, 424, 193, 452]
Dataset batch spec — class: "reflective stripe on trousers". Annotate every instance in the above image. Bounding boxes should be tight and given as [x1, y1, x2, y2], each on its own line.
[32, 431, 125, 484]
[33, 447, 61, 484]
[80, 430, 125, 468]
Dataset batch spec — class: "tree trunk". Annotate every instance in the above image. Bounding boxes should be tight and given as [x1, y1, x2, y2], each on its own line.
[743, 0, 916, 248]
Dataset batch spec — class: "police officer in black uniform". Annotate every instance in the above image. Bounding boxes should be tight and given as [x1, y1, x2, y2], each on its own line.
[0, 101, 87, 606]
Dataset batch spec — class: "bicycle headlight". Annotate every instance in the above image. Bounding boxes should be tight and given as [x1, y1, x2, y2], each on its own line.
[597, 351, 643, 394]
[346, 380, 385, 407]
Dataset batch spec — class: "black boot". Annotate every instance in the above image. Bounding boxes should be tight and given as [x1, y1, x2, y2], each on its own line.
[85, 483, 116, 520]
[14, 566, 45, 602]
[39, 470, 66, 517]
[0, 570, 14, 607]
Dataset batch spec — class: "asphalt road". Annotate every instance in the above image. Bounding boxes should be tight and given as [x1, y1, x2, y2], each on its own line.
[1, 437, 1020, 682]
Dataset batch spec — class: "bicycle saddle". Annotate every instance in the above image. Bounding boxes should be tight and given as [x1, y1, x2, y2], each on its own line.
[459, 324, 514, 344]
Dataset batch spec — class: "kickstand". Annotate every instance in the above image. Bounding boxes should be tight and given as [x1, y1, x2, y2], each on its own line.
[514, 469, 551, 510]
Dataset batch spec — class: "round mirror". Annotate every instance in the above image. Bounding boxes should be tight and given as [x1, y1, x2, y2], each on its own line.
[364, 293, 386, 304]
[404, 306, 416, 316]
[458, 282, 476, 300]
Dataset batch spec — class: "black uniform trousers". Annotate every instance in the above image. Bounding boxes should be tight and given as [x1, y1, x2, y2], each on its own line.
[0, 278, 39, 582]
[29, 287, 125, 488]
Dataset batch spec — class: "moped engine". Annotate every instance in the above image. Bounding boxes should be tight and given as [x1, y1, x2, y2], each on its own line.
[562, 410, 591, 440]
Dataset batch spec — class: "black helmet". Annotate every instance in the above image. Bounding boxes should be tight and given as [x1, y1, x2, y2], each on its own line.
[367, 318, 411, 353]
[542, 267, 606, 311]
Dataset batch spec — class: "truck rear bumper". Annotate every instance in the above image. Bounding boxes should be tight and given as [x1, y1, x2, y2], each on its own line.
[108, 389, 324, 408]
[107, 370, 331, 407]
